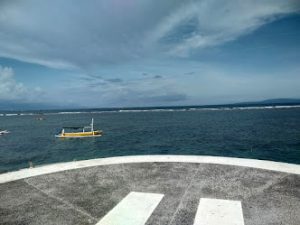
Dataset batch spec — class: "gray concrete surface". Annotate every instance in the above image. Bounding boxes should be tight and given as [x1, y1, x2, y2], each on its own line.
[0, 162, 299, 225]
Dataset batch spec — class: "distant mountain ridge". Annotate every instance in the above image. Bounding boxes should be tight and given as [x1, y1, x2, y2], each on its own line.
[236, 98, 300, 105]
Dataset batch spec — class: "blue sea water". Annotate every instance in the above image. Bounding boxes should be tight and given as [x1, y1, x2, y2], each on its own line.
[0, 105, 300, 173]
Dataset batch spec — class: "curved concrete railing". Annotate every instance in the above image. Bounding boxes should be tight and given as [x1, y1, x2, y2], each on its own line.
[1, 155, 300, 184]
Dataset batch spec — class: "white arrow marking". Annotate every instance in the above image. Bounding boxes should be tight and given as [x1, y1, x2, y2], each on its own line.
[194, 198, 245, 225]
[96, 191, 164, 225]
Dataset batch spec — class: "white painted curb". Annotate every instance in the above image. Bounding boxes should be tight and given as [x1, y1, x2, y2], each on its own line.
[0, 155, 300, 184]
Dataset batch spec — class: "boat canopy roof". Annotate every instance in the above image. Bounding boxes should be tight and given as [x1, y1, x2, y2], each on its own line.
[62, 125, 92, 129]
[61, 119, 94, 130]
[62, 126, 84, 129]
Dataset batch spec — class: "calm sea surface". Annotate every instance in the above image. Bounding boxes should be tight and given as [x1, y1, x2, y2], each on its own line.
[0, 106, 300, 173]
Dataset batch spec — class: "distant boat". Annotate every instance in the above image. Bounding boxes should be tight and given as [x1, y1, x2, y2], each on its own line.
[55, 118, 102, 138]
[0, 130, 10, 135]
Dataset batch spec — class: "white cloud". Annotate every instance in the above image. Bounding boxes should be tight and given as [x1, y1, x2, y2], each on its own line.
[64, 74, 188, 107]
[169, 63, 300, 104]
[148, 0, 300, 56]
[0, 65, 43, 101]
[0, 66, 26, 100]
[0, 0, 298, 69]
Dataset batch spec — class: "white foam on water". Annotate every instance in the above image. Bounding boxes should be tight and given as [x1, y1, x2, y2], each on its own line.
[0, 104, 299, 116]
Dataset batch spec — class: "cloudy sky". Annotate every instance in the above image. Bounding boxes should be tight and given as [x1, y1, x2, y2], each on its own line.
[0, 0, 300, 108]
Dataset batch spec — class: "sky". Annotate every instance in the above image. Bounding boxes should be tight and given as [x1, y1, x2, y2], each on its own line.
[0, 0, 300, 108]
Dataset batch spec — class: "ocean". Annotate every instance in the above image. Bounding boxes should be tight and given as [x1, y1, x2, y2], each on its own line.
[0, 104, 300, 173]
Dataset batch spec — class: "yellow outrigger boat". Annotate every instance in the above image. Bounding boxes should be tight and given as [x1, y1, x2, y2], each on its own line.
[55, 118, 102, 138]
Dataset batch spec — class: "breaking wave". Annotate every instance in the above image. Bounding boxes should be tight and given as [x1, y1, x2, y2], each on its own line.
[0, 104, 299, 117]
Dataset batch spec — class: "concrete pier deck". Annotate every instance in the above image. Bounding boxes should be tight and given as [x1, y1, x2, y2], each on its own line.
[0, 155, 299, 225]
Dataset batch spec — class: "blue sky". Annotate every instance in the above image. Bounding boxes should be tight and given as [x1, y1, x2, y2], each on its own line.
[0, 0, 299, 108]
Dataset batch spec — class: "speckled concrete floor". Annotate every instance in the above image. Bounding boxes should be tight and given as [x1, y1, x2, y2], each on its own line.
[1, 162, 299, 225]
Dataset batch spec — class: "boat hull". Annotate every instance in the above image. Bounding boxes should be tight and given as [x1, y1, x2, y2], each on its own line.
[55, 130, 102, 138]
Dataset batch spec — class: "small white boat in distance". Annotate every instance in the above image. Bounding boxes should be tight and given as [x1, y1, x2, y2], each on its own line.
[0, 130, 10, 135]
[55, 118, 103, 138]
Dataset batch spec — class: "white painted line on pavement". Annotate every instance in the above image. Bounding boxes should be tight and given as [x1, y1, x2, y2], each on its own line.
[194, 198, 244, 225]
[96, 191, 164, 225]
[1, 155, 300, 183]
